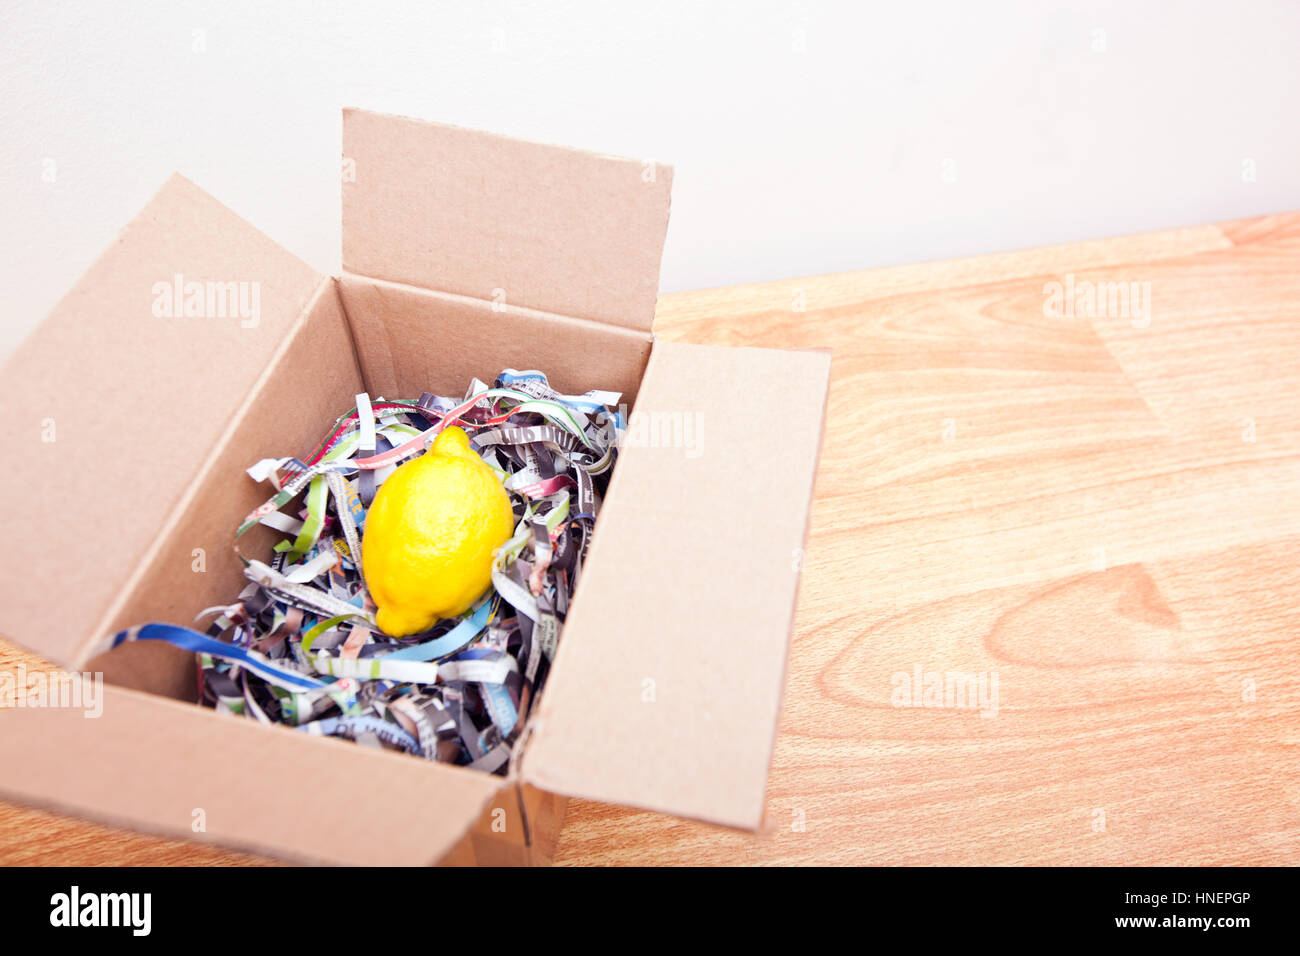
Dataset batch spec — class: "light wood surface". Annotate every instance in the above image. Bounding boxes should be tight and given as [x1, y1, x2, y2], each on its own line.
[3, 213, 1298, 865]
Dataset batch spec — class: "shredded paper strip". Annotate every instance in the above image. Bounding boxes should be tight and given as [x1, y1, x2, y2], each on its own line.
[107, 370, 623, 774]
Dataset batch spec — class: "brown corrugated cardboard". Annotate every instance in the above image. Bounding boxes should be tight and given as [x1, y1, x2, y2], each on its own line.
[521, 341, 832, 828]
[335, 273, 652, 405]
[86, 280, 365, 700]
[342, 109, 672, 332]
[0, 683, 502, 866]
[0, 109, 831, 864]
[0, 174, 323, 669]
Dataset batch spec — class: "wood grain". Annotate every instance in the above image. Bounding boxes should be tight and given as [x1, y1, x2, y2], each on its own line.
[3, 216, 1297, 865]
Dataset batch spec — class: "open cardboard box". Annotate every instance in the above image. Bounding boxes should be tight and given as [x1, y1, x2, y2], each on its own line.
[0, 109, 831, 865]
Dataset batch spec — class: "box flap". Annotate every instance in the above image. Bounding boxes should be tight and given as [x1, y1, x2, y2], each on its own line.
[342, 108, 672, 333]
[0, 683, 502, 865]
[0, 174, 323, 667]
[521, 341, 832, 829]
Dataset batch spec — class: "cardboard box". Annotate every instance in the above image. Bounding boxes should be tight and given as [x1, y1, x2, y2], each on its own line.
[0, 109, 831, 865]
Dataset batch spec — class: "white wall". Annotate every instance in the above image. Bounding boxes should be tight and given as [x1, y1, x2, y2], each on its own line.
[3, 0, 1298, 358]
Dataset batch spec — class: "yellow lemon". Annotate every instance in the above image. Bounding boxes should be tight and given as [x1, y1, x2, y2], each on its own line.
[361, 426, 514, 637]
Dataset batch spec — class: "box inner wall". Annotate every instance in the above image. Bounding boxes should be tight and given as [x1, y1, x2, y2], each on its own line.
[89, 276, 653, 730]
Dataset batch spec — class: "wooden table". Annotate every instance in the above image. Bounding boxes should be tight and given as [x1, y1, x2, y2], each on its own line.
[3, 213, 1298, 865]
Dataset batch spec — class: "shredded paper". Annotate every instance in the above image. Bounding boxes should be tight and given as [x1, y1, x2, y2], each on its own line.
[108, 370, 622, 774]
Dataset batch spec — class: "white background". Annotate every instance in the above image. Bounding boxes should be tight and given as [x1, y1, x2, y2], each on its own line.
[3, 0, 1298, 359]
